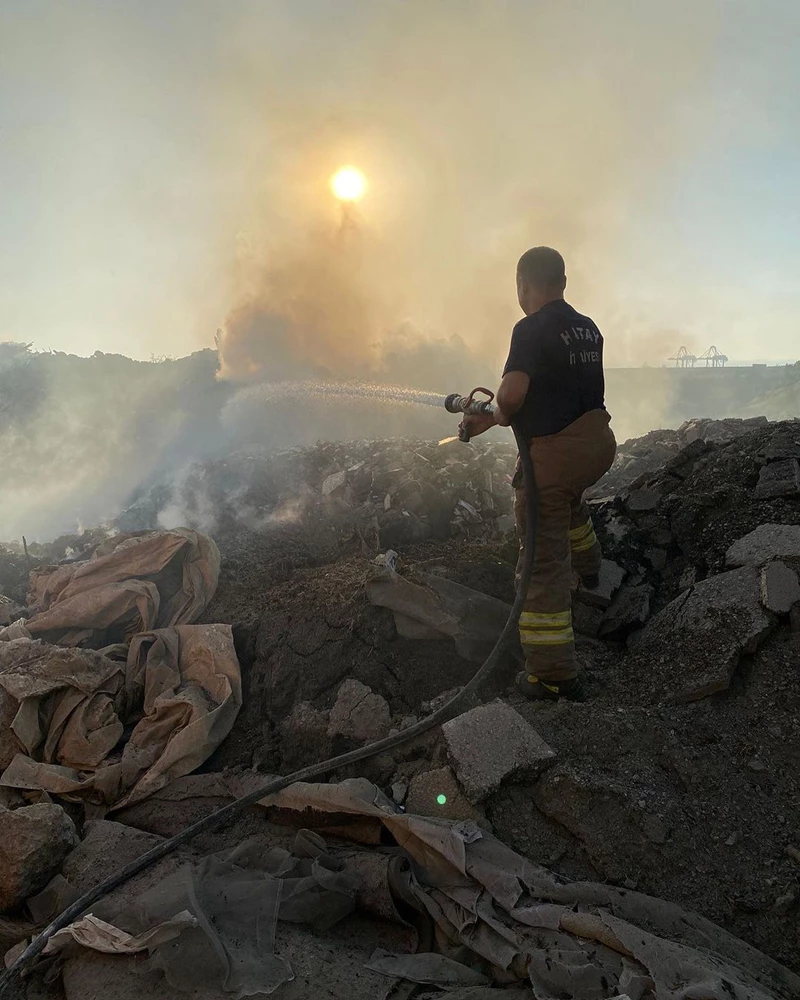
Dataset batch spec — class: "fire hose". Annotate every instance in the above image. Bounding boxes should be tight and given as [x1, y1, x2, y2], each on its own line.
[0, 391, 537, 997]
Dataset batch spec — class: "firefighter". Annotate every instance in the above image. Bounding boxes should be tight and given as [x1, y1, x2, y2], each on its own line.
[460, 247, 616, 700]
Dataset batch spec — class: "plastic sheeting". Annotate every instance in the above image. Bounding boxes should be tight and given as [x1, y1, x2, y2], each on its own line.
[0, 624, 241, 808]
[46, 830, 362, 998]
[26, 529, 220, 647]
[48, 779, 800, 1000]
[366, 566, 523, 664]
[259, 780, 799, 1000]
[365, 949, 490, 987]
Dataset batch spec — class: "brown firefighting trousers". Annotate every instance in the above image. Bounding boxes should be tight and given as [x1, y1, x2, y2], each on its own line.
[513, 409, 617, 683]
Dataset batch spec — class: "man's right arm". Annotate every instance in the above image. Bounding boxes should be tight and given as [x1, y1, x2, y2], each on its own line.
[460, 320, 536, 438]
[495, 370, 530, 425]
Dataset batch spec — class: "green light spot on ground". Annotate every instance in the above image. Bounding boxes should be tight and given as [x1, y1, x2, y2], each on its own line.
[436, 794, 447, 806]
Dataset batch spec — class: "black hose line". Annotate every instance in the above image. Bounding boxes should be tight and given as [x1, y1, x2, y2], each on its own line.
[0, 425, 537, 997]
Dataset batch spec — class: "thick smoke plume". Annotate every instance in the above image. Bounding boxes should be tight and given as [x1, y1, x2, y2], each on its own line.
[215, 1, 721, 388]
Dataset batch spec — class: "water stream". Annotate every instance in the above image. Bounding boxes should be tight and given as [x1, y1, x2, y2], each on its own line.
[260, 379, 447, 409]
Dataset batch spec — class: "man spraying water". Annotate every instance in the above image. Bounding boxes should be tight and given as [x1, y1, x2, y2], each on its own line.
[460, 247, 616, 700]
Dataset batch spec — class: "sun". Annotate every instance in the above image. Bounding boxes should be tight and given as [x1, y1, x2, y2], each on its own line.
[331, 166, 367, 202]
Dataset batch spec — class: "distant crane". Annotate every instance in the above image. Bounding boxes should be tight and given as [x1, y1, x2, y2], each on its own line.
[698, 345, 728, 368]
[668, 346, 697, 368]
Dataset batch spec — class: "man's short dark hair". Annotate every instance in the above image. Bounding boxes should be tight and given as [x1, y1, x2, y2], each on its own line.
[517, 247, 566, 290]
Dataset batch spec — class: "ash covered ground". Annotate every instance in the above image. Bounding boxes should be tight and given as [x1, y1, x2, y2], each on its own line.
[2, 414, 800, 996]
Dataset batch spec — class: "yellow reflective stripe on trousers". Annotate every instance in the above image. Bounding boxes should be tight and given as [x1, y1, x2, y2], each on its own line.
[519, 610, 572, 628]
[519, 627, 575, 646]
[569, 520, 597, 554]
[519, 608, 574, 646]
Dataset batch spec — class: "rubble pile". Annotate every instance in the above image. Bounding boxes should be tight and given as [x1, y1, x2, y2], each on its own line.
[0, 420, 799, 998]
[121, 436, 520, 545]
[211, 419, 800, 987]
[590, 414, 774, 497]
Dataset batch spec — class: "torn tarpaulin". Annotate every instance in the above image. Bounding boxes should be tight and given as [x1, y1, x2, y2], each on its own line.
[46, 830, 363, 998]
[26, 529, 220, 647]
[0, 624, 241, 809]
[57, 779, 799, 1000]
[366, 566, 522, 664]
[257, 779, 798, 1000]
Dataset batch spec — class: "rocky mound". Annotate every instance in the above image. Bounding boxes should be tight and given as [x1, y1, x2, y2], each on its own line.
[1, 418, 800, 995]
[193, 419, 800, 976]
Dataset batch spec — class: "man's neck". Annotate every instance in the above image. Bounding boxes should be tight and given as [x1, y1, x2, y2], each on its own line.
[527, 293, 564, 316]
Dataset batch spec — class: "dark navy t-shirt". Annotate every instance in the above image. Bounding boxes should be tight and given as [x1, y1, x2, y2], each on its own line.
[502, 299, 606, 438]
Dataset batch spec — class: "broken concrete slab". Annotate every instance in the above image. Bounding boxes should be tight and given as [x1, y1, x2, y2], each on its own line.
[443, 700, 556, 803]
[328, 679, 391, 743]
[628, 566, 774, 702]
[753, 459, 800, 499]
[665, 439, 712, 479]
[756, 432, 800, 464]
[760, 561, 800, 615]
[626, 487, 661, 512]
[322, 470, 347, 496]
[726, 524, 800, 568]
[406, 766, 483, 822]
[0, 803, 77, 911]
[599, 585, 653, 640]
[573, 559, 626, 609]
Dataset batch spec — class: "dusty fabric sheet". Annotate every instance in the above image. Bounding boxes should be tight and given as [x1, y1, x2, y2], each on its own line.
[53, 778, 799, 1000]
[258, 780, 798, 1000]
[44, 830, 362, 998]
[26, 530, 220, 647]
[0, 625, 241, 809]
[367, 567, 522, 664]
[42, 911, 198, 957]
[365, 949, 490, 987]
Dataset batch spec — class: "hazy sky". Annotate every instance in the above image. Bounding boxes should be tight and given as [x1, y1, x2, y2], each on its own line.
[2, 0, 800, 369]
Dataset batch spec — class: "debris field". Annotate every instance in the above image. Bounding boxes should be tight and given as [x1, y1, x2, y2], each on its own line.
[0, 416, 799, 999]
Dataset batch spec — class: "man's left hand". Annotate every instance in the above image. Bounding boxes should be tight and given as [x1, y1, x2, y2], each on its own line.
[459, 411, 496, 441]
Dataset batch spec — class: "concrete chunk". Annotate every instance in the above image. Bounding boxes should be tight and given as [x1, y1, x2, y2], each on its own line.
[726, 524, 800, 568]
[574, 559, 626, 609]
[328, 679, 391, 743]
[322, 470, 347, 496]
[599, 585, 652, 639]
[629, 566, 774, 702]
[761, 561, 800, 615]
[443, 699, 556, 802]
[0, 804, 77, 911]
[406, 766, 482, 821]
[753, 459, 800, 499]
[626, 487, 661, 512]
